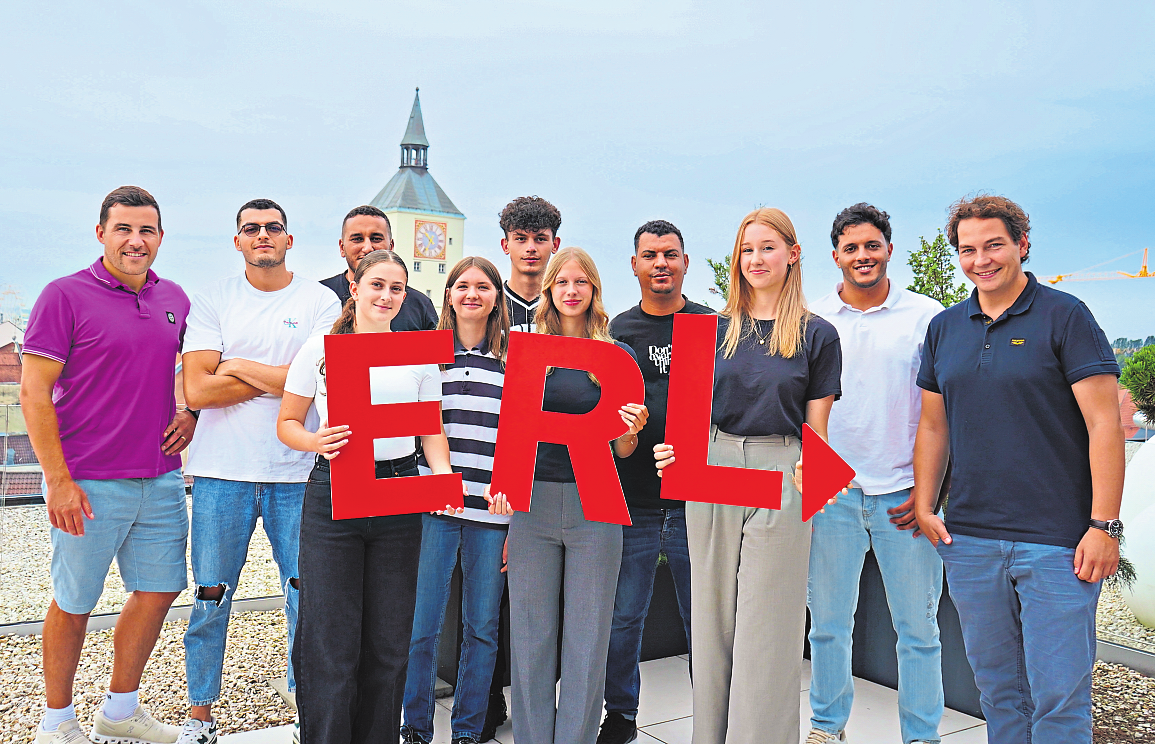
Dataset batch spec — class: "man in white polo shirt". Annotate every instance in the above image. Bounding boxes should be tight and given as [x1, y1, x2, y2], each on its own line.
[178, 199, 340, 742]
[806, 204, 945, 744]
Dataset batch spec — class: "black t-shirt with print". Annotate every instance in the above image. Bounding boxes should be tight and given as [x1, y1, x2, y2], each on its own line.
[533, 341, 640, 483]
[609, 299, 715, 510]
[711, 314, 842, 437]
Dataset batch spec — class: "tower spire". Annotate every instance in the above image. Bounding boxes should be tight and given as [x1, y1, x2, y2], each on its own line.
[400, 87, 429, 168]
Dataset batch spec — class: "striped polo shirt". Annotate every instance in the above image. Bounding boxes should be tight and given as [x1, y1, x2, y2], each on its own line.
[419, 335, 509, 528]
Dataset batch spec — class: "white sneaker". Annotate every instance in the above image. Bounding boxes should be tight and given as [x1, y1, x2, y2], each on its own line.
[175, 719, 218, 744]
[91, 706, 180, 743]
[36, 720, 93, 744]
[804, 729, 847, 744]
[292, 714, 299, 744]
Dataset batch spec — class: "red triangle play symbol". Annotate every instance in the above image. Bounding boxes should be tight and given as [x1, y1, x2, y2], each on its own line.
[800, 424, 856, 522]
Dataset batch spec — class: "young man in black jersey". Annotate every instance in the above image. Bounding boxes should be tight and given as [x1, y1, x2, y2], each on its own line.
[597, 220, 712, 744]
[498, 196, 561, 330]
[320, 205, 439, 331]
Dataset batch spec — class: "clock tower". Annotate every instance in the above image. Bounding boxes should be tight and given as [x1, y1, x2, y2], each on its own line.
[370, 88, 465, 302]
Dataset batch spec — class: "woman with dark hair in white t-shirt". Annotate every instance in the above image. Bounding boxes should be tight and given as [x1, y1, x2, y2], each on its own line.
[277, 249, 462, 744]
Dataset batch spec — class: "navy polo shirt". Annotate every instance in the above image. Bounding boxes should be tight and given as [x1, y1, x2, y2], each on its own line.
[916, 273, 1118, 548]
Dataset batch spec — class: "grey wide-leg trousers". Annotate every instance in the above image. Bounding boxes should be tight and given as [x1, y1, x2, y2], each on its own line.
[687, 428, 810, 744]
[508, 480, 624, 744]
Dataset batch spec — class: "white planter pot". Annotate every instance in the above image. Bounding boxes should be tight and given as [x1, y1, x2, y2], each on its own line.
[1121, 440, 1155, 529]
[1122, 503, 1155, 629]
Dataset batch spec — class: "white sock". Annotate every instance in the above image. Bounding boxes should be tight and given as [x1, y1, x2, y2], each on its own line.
[41, 703, 76, 732]
[102, 689, 139, 722]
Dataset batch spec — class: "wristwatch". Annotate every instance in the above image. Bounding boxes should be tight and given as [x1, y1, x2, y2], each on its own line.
[1089, 519, 1124, 539]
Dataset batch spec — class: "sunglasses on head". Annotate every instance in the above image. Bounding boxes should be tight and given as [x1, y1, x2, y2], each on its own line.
[238, 222, 286, 237]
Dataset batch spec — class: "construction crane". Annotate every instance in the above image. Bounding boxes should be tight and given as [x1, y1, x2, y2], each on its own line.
[1042, 248, 1153, 284]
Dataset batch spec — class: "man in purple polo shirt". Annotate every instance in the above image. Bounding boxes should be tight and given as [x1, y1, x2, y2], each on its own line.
[21, 186, 195, 744]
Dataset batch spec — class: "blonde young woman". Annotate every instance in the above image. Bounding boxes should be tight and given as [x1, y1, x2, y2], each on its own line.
[655, 209, 843, 744]
[488, 247, 649, 744]
[276, 249, 461, 743]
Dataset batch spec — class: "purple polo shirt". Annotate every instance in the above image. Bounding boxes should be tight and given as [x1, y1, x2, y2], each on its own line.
[23, 258, 191, 480]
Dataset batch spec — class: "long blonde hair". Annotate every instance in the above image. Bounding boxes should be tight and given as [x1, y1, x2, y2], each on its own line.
[437, 256, 510, 368]
[534, 247, 612, 341]
[721, 207, 809, 359]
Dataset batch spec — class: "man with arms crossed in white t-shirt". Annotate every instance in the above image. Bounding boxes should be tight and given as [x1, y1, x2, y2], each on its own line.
[806, 204, 944, 744]
[177, 199, 340, 742]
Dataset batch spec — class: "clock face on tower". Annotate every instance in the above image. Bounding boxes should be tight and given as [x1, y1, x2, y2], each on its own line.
[414, 220, 447, 260]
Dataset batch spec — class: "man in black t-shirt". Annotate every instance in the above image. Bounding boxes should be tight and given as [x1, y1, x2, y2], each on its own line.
[597, 220, 712, 744]
[319, 205, 439, 331]
[498, 196, 561, 330]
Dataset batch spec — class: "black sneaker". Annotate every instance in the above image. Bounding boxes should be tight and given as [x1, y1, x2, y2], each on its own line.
[452, 739, 480, 744]
[597, 712, 638, 744]
[479, 691, 507, 742]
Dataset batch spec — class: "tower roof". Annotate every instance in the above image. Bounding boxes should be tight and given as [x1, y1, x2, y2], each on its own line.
[400, 88, 429, 147]
[370, 167, 463, 217]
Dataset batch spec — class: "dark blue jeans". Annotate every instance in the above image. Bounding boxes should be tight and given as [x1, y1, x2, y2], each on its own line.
[939, 533, 1100, 744]
[403, 514, 507, 742]
[604, 507, 692, 717]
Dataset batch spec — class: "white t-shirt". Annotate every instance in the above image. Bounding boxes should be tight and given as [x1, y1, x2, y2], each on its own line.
[284, 334, 442, 461]
[183, 273, 341, 482]
[810, 282, 941, 495]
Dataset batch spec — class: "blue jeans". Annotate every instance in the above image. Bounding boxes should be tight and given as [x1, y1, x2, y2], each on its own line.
[403, 515, 507, 741]
[184, 477, 305, 705]
[808, 488, 943, 744]
[604, 507, 692, 718]
[938, 533, 1100, 744]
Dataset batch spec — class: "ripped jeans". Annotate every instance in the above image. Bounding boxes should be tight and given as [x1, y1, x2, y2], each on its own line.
[807, 487, 944, 744]
[183, 477, 305, 706]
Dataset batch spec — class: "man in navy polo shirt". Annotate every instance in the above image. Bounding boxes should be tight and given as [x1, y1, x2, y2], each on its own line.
[910, 195, 1124, 743]
[22, 186, 194, 743]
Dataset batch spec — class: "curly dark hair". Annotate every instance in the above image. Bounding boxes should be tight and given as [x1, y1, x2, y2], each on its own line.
[498, 196, 561, 239]
[946, 194, 1031, 263]
[341, 205, 392, 236]
[236, 198, 287, 229]
[633, 219, 684, 252]
[830, 203, 891, 247]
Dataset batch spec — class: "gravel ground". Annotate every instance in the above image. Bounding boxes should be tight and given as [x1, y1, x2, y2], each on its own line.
[0, 501, 284, 625]
[0, 610, 294, 743]
[1099, 583, 1155, 654]
[1093, 662, 1155, 743]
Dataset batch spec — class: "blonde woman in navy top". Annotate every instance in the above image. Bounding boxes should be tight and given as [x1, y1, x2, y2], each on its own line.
[656, 208, 842, 744]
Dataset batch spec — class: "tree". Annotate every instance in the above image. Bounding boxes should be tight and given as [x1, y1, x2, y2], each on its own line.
[908, 230, 969, 307]
[1121, 345, 1155, 421]
[705, 255, 731, 303]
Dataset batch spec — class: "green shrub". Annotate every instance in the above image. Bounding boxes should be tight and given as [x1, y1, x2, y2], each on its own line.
[1120, 345, 1155, 421]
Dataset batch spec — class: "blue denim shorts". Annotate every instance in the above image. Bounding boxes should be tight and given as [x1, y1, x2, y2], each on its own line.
[50, 470, 189, 614]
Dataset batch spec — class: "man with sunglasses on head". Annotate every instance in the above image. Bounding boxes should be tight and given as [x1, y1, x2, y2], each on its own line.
[178, 199, 340, 742]
[320, 204, 439, 331]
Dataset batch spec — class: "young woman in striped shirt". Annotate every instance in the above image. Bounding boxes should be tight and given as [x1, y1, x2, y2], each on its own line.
[402, 257, 511, 744]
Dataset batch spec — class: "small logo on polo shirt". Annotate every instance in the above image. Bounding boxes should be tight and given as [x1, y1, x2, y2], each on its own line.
[283, 318, 298, 329]
[166, 312, 176, 324]
[1011, 338, 1026, 346]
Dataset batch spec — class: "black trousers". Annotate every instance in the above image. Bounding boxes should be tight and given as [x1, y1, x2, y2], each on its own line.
[294, 457, 423, 744]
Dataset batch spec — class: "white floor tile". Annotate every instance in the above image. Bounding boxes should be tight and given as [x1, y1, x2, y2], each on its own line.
[636, 656, 694, 726]
[941, 723, 988, 742]
[221, 724, 293, 743]
[640, 714, 693, 744]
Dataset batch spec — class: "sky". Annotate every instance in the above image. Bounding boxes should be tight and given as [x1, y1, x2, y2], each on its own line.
[2, 0, 1154, 340]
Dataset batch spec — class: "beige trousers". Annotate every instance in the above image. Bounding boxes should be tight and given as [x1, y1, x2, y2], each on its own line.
[686, 428, 810, 744]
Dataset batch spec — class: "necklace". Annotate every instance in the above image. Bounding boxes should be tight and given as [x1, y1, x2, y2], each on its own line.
[752, 318, 773, 346]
